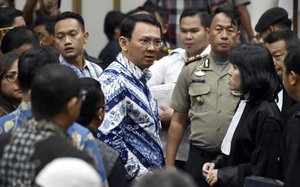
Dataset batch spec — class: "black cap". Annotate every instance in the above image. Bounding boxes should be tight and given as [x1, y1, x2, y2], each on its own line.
[255, 7, 292, 32]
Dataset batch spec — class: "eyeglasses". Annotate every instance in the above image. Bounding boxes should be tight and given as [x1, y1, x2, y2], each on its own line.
[2, 71, 18, 82]
[137, 38, 163, 48]
[79, 89, 87, 101]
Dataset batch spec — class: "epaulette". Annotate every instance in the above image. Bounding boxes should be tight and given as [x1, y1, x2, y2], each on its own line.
[185, 54, 208, 66]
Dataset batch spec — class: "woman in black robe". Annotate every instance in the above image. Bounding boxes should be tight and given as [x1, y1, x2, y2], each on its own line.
[202, 43, 283, 187]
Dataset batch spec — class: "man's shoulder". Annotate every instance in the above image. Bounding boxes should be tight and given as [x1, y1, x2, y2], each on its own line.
[185, 54, 208, 66]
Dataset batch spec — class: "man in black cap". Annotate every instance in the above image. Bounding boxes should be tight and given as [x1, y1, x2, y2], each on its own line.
[254, 7, 292, 43]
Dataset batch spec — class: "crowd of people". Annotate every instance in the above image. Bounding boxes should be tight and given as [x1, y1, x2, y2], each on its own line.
[0, 0, 300, 187]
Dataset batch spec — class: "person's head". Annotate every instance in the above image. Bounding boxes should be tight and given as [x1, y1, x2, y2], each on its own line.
[0, 7, 25, 45]
[119, 14, 162, 69]
[179, 8, 210, 57]
[282, 40, 300, 101]
[54, 11, 88, 62]
[76, 78, 105, 132]
[103, 11, 126, 40]
[35, 157, 102, 187]
[0, 0, 15, 8]
[0, 7, 25, 29]
[255, 7, 292, 43]
[34, 16, 56, 47]
[228, 43, 280, 103]
[133, 169, 197, 187]
[31, 64, 83, 127]
[208, 7, 240, 57]
[143, 1, 169, 35]
[264, 30, 298, 77]
[39, 0, 61, 15]
[0, 52, 22, 105]
[1, 26, 40, 54]
[18, 46, 59, 92]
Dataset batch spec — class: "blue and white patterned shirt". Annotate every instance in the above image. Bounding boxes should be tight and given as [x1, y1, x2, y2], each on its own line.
[98, 53, 164, 181]
[59, 55, 103, 79]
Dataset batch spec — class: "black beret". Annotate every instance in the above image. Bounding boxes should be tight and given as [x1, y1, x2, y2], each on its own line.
[255, 7, 292, 32]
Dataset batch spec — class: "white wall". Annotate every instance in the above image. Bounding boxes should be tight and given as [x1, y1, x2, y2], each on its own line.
[15, 0, 298, 57]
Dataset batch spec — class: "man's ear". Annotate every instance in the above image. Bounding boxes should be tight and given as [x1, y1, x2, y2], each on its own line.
[83, 31, 89, 44]
[96, 107, 105, 124]
[66, 97, 80, 117]
[236, 30, 241, 40]
[119, 36, 129, 52]
[289, 71, 298, 86]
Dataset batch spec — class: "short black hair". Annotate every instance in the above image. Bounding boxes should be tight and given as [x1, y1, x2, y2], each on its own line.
[120, 13, 162, 38]
[35, 15, 57, 35]
[18, 46, 59, 91]
[180, 8, 211, 28]
[0, 52, 19, 79]
[77, 77, 105, 126]
[56, 11, 85, 32]
[284, 40, 300, 75]
[264, 30, 298, 45]
[103, 11, 126, 40]
[31, 64, 81, 121]
[229, 43, 281, 103]
[1, 26, 40, 54]
[211, 7, 240, 28]
[0, 7, 23, 28]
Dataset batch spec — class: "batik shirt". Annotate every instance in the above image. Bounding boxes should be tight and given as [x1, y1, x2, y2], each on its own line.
[0, 118, 94, 187]
[98, 53, 164, 181]
[0, 101, 108, 185]
[59, 55, 103, 79]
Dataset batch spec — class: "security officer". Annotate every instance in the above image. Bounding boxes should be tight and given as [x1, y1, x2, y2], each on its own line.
[148, 8, 211, 171]
[166, 7, 240, 187]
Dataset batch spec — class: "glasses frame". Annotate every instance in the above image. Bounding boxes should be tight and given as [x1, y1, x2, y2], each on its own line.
[2, 71, 18, 82]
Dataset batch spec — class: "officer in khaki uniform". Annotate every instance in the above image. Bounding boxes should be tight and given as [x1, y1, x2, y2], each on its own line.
[166, 7, 241, 187]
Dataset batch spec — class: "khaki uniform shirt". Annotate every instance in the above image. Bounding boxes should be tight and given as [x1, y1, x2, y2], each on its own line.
[170, 53, 239, 153]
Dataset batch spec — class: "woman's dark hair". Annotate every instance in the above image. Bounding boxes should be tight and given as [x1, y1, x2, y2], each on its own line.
[77, 77, 105, 126]
[0, 52, 19, 79]
[229, 43, 281, 103]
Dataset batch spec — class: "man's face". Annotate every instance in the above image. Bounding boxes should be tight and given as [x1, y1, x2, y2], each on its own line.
[179, 14, 208, 57]
[208, 13, 240, 56]
[35, 25, 54, 47]
[54, 18, 88, 60]
[120, 22, 161, 69]
[265, 40, 287, 77]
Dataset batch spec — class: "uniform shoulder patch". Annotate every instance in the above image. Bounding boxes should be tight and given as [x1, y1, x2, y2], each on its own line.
[185, 54, 208, 66]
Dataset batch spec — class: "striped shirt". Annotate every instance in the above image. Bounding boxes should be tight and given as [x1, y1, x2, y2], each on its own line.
[59, 55, 103, 79]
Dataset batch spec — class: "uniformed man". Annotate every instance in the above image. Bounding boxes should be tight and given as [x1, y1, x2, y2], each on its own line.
[165, 7, 240, 187]
[147, 8, 211, 170]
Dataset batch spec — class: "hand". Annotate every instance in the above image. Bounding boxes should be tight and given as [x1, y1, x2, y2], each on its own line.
[206, 169, 218, 186]
[202, 162, 215, 178]
[159, 104, 173, 125]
